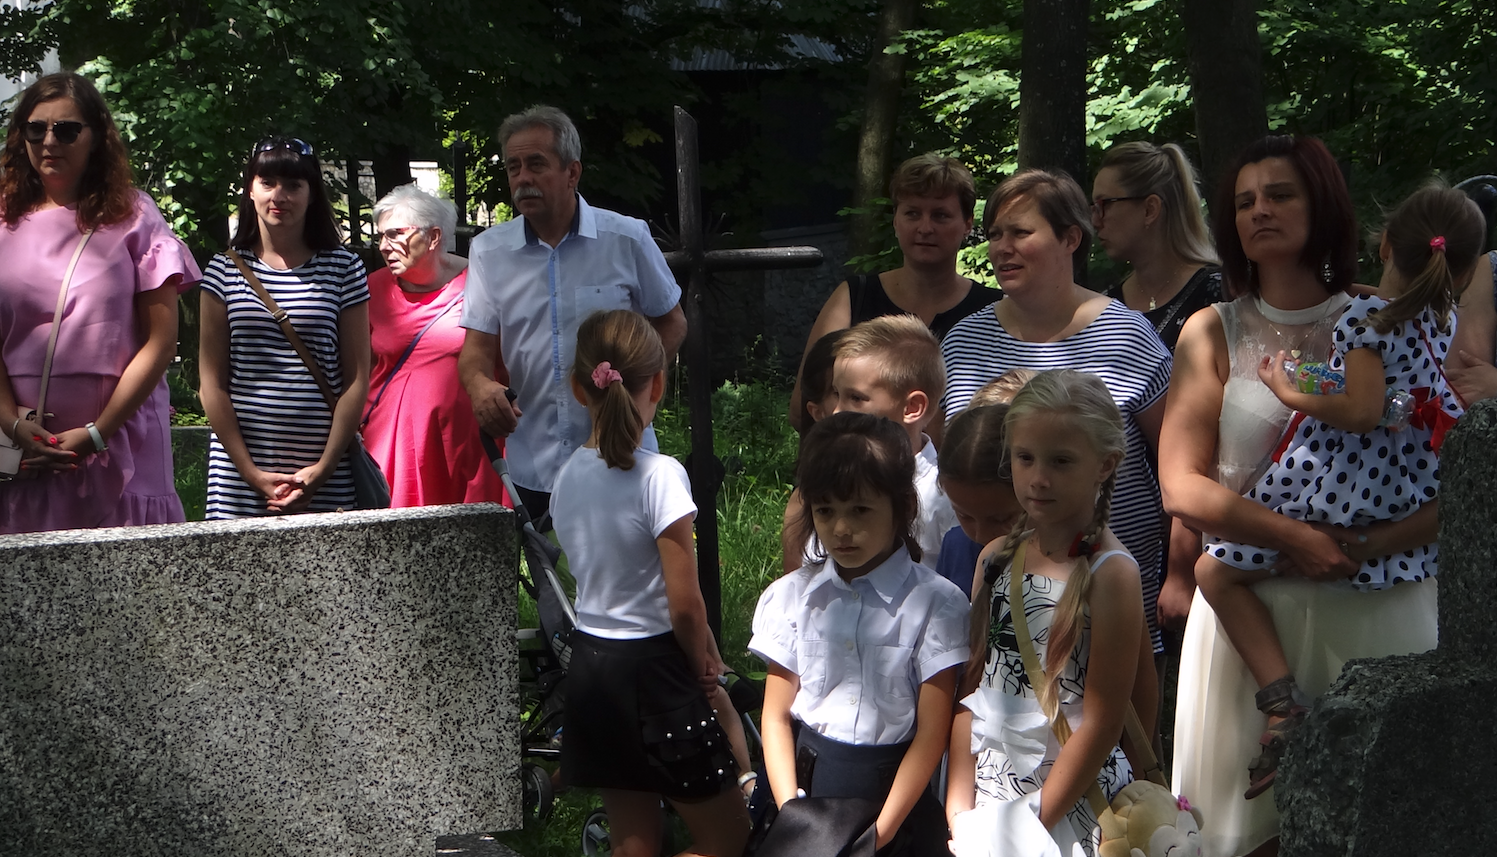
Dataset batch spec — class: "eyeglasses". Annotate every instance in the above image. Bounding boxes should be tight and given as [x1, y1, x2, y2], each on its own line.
[22, 120, 86, 145]
[1090, 196, 1147, 220]
[252, 137, 316, 158]
[377, 226, 424, 245]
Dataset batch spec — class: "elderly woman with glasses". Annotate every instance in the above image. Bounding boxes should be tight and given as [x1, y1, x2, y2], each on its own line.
[198, 136, 370, 517]
[363, 183, 506, 507]
[0, 72, 200, 533]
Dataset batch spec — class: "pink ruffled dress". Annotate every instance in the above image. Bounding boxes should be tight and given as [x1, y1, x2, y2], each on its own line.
[362, 266, 507, 507]
[0, 191, 201, 533]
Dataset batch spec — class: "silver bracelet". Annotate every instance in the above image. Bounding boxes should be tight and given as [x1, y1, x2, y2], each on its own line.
[8, 416, 19, 442]
[85, 421, 107, 452]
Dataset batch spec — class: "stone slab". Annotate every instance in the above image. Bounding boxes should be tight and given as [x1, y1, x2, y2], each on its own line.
[0, 504, 520, 856]
[1279, 399, 1497, 855]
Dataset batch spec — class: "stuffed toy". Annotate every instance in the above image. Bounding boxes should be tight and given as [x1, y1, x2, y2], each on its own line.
[1097, 782, 1204, 857]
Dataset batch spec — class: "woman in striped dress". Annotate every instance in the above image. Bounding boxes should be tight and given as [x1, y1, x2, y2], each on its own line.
[940, 170, 1172, 657]
[198, 137, 370, 518]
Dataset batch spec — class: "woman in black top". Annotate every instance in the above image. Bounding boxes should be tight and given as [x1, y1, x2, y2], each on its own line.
[1092, 141, 1221, 353]
[790, 154, 1000, 431]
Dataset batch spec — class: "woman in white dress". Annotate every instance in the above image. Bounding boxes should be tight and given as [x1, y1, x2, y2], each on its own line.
[1160, 135, 1440, 857]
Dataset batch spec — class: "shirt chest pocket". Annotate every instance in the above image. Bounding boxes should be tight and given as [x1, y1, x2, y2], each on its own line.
[576, 283, 630, 317]
[872, 644, 916, 701]
[797, 639, 831, 699]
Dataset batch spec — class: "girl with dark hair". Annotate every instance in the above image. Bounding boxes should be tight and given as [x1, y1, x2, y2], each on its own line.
[198, 137, 371, 517]
[550, 309, 751, 857]
[1162, 137, 1444, 855]
[933, 401, 1023, 598]
[0, 72, 200, 533]
[752, 410, 969, 857]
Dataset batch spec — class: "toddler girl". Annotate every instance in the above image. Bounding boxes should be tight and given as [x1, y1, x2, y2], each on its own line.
[552, 309, 749, 857]
[752, 411, 970, 856]
[947, 369, 1154, 855]
[1195, 183, 1481, 799]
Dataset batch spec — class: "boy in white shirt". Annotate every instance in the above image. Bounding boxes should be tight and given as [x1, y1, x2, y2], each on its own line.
[830, 314, 959, 571]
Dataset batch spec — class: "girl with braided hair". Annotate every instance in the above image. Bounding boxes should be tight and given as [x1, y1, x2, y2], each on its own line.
[946, 369, 1156, 856]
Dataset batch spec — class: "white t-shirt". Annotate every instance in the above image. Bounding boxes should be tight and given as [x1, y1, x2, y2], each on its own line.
[552, 447, 697, 639]
[914, 434, 957, 571]
[749, 547, 971, 745]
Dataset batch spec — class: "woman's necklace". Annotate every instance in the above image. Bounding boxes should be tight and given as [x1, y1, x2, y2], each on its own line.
[1125, 273, 1167, 312]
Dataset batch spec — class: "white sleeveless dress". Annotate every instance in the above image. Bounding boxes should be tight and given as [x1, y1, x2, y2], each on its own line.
[1171, 295, 1439, 857]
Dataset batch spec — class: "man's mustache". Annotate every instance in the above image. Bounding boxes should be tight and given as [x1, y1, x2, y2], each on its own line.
[514, 187, 543, 201]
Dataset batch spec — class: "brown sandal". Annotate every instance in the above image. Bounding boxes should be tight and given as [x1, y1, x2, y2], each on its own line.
[1244, 676, 1310, 800]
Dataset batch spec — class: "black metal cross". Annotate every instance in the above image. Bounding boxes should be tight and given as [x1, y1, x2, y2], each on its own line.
[662, 106, 823, 639]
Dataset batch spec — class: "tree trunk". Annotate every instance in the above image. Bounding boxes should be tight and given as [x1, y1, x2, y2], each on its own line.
[372, 145, 414, 200]
[849, 0, 918, 258]
[1018, 0, 1090, 279]
[1183, 0, 1268, 207]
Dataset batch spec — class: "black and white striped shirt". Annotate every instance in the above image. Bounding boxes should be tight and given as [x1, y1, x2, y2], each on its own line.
[941, 301, 1173, 651]
[200, 248, 369, 518]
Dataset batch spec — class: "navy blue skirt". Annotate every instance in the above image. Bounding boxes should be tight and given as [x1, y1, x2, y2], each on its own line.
[561, 631, 737, 799]
[796, 728, 948, 857]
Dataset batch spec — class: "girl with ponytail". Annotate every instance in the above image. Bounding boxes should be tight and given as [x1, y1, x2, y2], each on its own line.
[946, 369, 1155, 856]
[552, 309, 750, 857]
[1194, 181, 1481, 800]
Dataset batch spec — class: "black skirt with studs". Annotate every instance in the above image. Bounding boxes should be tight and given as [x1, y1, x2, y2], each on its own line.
[561, 630, 738, 799]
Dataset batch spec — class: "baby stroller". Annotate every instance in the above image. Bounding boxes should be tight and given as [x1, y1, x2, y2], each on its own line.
[481, 433, 576, 823]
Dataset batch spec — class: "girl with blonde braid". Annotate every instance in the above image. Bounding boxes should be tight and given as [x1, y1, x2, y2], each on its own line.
[946, 370, 1156, 856]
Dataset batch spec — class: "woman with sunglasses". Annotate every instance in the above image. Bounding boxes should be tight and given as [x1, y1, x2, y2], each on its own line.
[363, 183, 506, 507]
[198, 136, 370, 517]
[0, 72, 200, 533]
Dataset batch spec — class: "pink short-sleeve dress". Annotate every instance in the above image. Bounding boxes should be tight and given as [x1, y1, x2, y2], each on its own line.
[362, 266, 507, 507]
[0, 191, 201, 533]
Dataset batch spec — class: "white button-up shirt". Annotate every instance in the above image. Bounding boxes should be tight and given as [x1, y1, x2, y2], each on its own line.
[750, 547, 970, 745]
[461, 195, 681, 493]
[914, 434, 958, 571]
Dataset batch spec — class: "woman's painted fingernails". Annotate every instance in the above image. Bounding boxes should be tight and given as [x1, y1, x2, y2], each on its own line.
[48, 436, 58, 444]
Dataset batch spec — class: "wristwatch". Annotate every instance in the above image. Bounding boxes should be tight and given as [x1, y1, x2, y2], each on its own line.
[84, 421, 107, 452]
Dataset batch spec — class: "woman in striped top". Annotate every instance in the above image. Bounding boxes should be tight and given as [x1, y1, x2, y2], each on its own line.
[940, 170, 1172, 656]
[198, 137, 371, 518]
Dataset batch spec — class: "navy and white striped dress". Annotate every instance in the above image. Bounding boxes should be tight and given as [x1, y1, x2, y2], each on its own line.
[200, 248, 369, 518]
[940, 302, 1172, 651]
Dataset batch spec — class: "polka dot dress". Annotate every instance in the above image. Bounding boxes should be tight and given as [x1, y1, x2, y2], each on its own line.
[1205, 294, 1462, 590]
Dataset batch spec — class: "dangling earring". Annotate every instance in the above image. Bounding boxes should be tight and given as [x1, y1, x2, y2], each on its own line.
[1321, 257, 1334, 285]
[1245, 259, 1254, 283]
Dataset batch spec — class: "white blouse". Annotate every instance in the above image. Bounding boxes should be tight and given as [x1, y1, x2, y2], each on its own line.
[750, 547, 971, 745]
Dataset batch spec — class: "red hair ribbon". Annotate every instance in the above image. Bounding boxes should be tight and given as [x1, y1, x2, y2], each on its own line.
[1429, 236, 1446, 252]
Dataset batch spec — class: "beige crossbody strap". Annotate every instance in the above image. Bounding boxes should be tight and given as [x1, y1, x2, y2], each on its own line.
[1006, 541, 1111, 818]
[33, 229, 95, 420]
[225, 248, 339, 411]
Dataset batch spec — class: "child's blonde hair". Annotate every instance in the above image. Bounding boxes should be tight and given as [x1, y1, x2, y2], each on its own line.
[571, 310, 666, 470]
[833, 314, 945, 407]
[966, 368, 1037, 410]
[1374, 181, 1486, 334]
[961, 370, 1127, 723]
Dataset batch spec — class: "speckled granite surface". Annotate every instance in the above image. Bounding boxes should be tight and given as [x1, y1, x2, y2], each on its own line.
[0, 504, 520, 856]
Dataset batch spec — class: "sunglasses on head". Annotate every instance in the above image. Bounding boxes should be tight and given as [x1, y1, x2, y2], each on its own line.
[252, 137, 316, 158]
[22, 120, 86, 145]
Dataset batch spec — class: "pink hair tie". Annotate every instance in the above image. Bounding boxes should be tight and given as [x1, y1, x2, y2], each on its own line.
[591, 361, 623, 389]
[1430, 236, 1446, 252]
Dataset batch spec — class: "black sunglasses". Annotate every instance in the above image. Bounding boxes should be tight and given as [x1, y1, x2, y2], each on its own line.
[23, 120, 86, 145]
[252, 137, 316, 158]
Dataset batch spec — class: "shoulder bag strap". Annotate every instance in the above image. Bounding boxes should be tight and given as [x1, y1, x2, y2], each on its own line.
[361, 294, 462, 427]
[1005, 541, 1167, 819]
[226, 248, 339, 411]
[33, 229, 95, 420]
